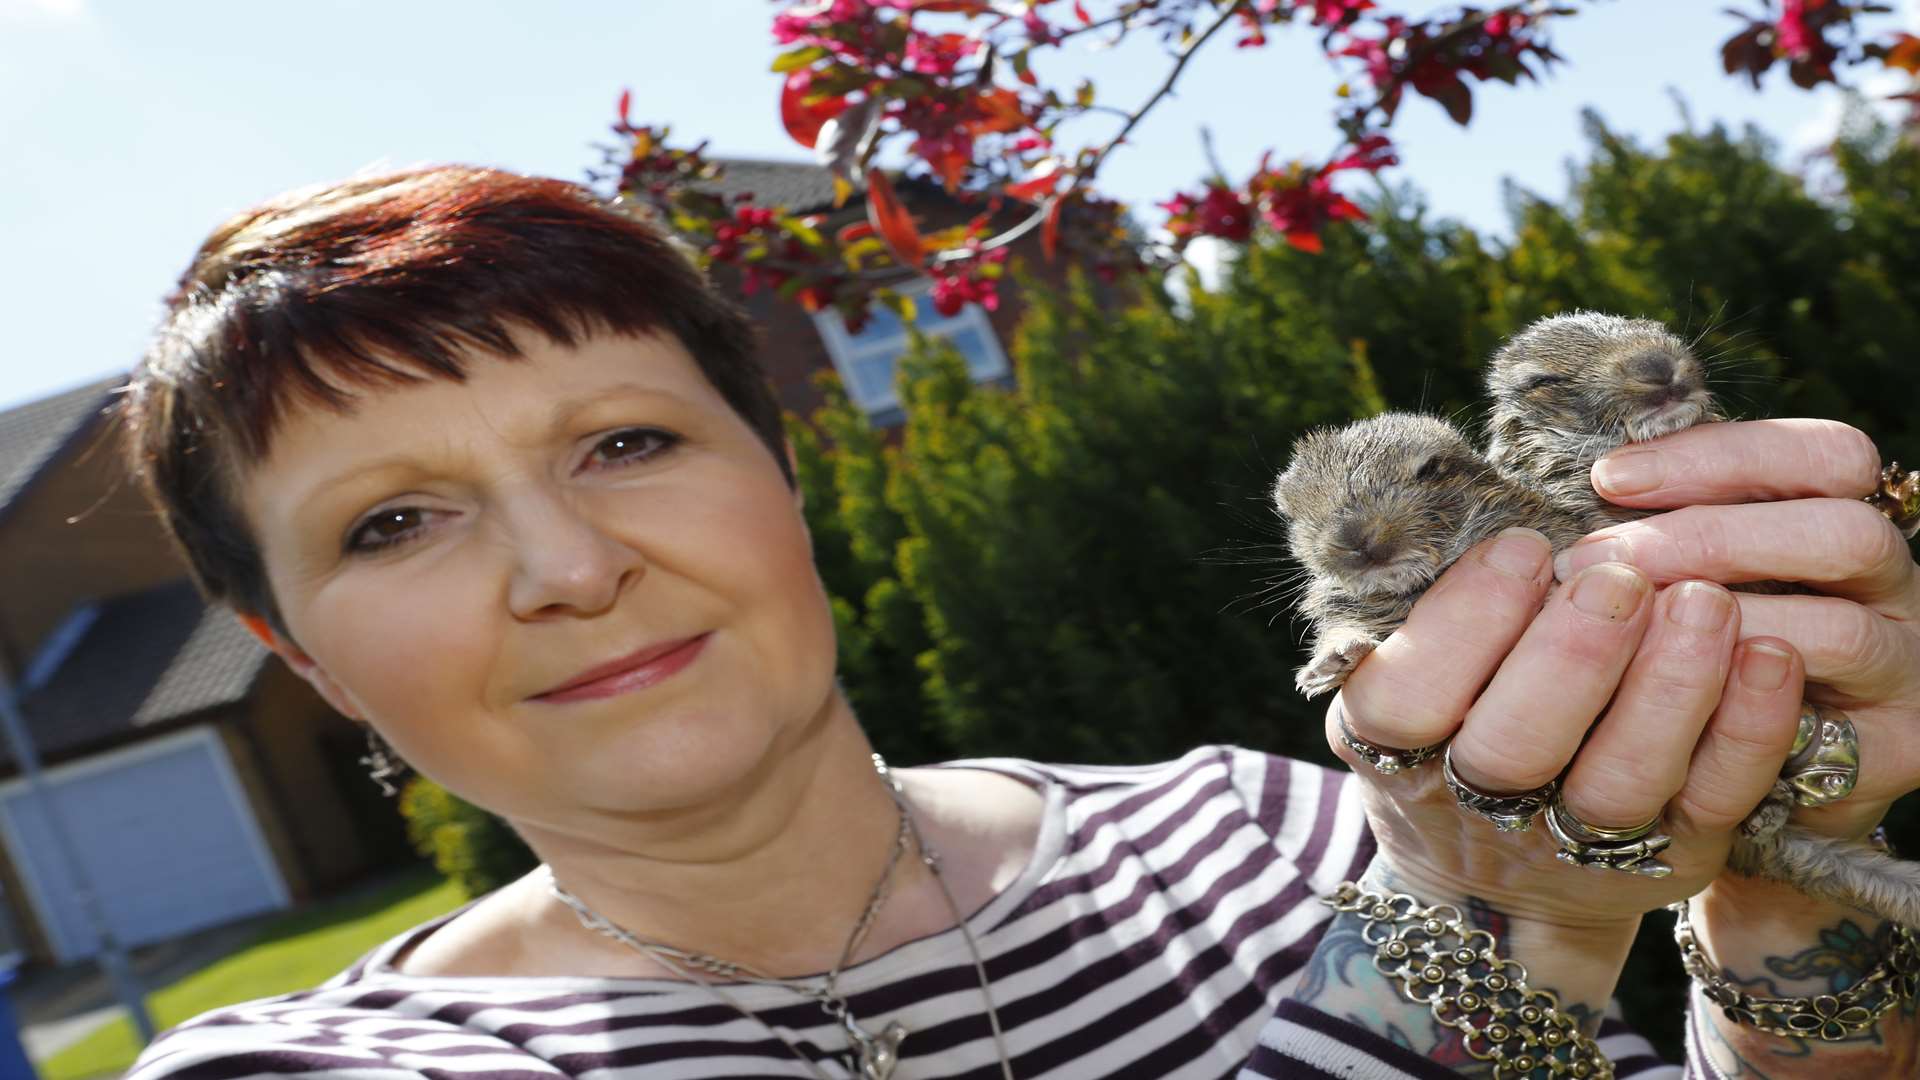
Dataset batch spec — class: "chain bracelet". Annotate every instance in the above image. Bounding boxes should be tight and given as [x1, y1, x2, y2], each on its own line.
[1324, 882, 1615, 1080]
[1671, 899, 1920, 1041]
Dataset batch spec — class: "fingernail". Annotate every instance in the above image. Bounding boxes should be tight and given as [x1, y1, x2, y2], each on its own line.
[1593, 449, 1664, 497]
[1557, 536, 1633, 582]
[1667, 581, 1732, 631]
[1569, 563, 1649, 620]
[1740, 642, 1792, 691]
[1482, 527, 1550, 579]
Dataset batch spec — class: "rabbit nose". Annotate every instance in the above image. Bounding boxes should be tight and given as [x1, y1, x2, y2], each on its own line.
[1334, 520, 1399, 565]
[1626, 350, 1676, 386]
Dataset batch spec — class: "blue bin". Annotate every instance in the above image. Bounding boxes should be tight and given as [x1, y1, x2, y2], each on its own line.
[0, 964, 38, 1080]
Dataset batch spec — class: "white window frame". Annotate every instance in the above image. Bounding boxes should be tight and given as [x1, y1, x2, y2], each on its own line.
[810, 278, 1010, 418]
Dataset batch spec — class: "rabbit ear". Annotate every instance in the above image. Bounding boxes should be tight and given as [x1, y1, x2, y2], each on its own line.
[1270, 471, 1296, 518]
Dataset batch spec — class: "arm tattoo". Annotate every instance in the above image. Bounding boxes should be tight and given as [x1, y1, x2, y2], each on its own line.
[1696, 917, 1920, 1077]
[1292, 887, 1604, 1077]
[1295, 907, 1491, 1074]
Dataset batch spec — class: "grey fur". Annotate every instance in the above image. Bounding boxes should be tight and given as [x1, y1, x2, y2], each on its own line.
[1271, 412, 1588, 697]
[1486, 310, 1722, 530]
[1485, 310, 1920, 928]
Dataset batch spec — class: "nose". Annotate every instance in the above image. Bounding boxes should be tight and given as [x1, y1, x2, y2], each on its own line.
[1626, 350, 1676, 387]
[503, 489, 645, 620]
[1333, 519, 1399, 566]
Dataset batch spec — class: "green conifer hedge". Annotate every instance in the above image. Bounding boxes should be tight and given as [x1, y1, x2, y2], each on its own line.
[398, 109, 1919, 1057]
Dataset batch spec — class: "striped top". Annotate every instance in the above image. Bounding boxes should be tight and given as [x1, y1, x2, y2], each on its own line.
[127, 746, 1680, 1079]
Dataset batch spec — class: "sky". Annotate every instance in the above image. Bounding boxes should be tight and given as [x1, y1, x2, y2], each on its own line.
[3, 0, 1913, 413]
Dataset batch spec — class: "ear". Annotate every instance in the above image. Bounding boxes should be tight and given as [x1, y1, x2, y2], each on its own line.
[234, 612, 366, 721]
[1269, 472, 1294, 518]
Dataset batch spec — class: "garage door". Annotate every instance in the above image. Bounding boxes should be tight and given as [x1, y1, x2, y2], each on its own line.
[0, 725, 290, 963]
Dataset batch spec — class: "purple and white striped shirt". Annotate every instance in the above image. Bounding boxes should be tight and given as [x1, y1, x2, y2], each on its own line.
[127, 746, 1680, 1079]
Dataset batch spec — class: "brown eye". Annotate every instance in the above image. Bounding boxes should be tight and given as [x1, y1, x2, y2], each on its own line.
[1521, 374, 1569, 393]
[585, 427, 680, 469]
[346, 508, 431, 554]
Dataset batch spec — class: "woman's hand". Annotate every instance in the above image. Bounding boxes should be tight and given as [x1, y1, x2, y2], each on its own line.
[1293, 528, 1806, 1055]
[1331, 528, 1805, 931]
[1553, 418, 1920, 1078]
[1556, 417, 1920, 841]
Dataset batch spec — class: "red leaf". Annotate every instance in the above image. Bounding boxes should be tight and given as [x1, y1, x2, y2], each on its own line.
[780, 71, 847, 150]
[933, 146, 969, 192]
[616, 88, 633, 128]
[1285, 229, 1324, 254]
[1418, 77, 1474, 126]
[1073, 0, 1091, 22]
[1884, 33, 1920, 74]
[967, 87, 1029, 135]
[1041, 198, 1063, 261]
[1005, 158, 1062, 201]
[1322, 192, 1366, 222]
[836, 222, 876, 245]
[866, 171, 926, 268]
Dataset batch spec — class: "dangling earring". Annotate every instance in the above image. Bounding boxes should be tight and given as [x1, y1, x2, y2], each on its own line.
[359, 728, 410, 797]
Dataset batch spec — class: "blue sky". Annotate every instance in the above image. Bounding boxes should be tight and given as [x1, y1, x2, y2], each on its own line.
[3, 0, 1910, 412]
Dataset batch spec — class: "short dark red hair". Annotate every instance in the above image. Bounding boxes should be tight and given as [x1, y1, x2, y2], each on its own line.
[123, 164, 780, 635]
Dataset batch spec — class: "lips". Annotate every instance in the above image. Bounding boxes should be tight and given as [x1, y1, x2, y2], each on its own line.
[531, 633, 710, 703]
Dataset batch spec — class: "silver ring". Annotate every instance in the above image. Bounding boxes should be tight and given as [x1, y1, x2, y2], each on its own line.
[1442, 744, 1554, 832]
[1336, 716, 1444, 775]
[1866, 461, 1920, 540]
[1544, 787, 1674, 878]
[1781, 703, 1860, 807]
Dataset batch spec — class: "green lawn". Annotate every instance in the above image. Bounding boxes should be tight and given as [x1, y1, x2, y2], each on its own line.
[40, 866, 467, 1080]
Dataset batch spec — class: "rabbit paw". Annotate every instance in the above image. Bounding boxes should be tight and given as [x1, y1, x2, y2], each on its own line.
[1296, 630, 1381, 698]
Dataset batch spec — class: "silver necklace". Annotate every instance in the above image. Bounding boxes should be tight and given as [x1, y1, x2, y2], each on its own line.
[546, 753, 1016, 1080]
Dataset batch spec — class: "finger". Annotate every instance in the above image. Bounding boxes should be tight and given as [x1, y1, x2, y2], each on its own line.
[1588, 418, 1880, 508]
[1665, 639, 1804, 838]
[1559, 581, 1739, 828]
[1450, 562, 1655, 793]
[1731, 592, 1920, 701]
[1554, 499, 1917, 612]
[1338, 527, 1554, 752]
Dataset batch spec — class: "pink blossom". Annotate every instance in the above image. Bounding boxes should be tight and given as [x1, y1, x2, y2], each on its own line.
[1326, 133, 1397, 174]
[929, 248, 1008, 315]
[1776, 0, 1819, 60]
[904, 31, 977, 76]
[1299, 0, 1372, 27]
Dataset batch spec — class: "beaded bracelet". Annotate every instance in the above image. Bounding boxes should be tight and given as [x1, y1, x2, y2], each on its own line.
[1324, 882, 1615, 1079]
[1671, 898, 1920, 1041]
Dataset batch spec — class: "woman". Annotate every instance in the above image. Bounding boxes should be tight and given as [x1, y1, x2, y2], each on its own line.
[119, 163, 1920, 1079]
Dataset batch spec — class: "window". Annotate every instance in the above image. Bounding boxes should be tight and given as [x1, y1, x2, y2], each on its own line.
[811, 279, 1010, 421]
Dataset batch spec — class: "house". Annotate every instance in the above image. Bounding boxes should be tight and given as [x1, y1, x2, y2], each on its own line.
[0, 158, 1068, 967]
[0, 379, 416, 965]
[702, 159, 1067, 427]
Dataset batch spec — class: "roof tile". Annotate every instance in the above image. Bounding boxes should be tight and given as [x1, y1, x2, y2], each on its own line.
[12, 580, 267, 762]
[0, 377, 123, 515]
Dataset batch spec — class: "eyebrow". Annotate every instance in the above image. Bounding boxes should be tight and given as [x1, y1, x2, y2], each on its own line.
[295, 382, 701, 505]
[546, 382, 697, 428]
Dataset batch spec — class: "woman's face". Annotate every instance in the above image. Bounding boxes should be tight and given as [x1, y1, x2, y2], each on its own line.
[238, 329, 838, 828]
